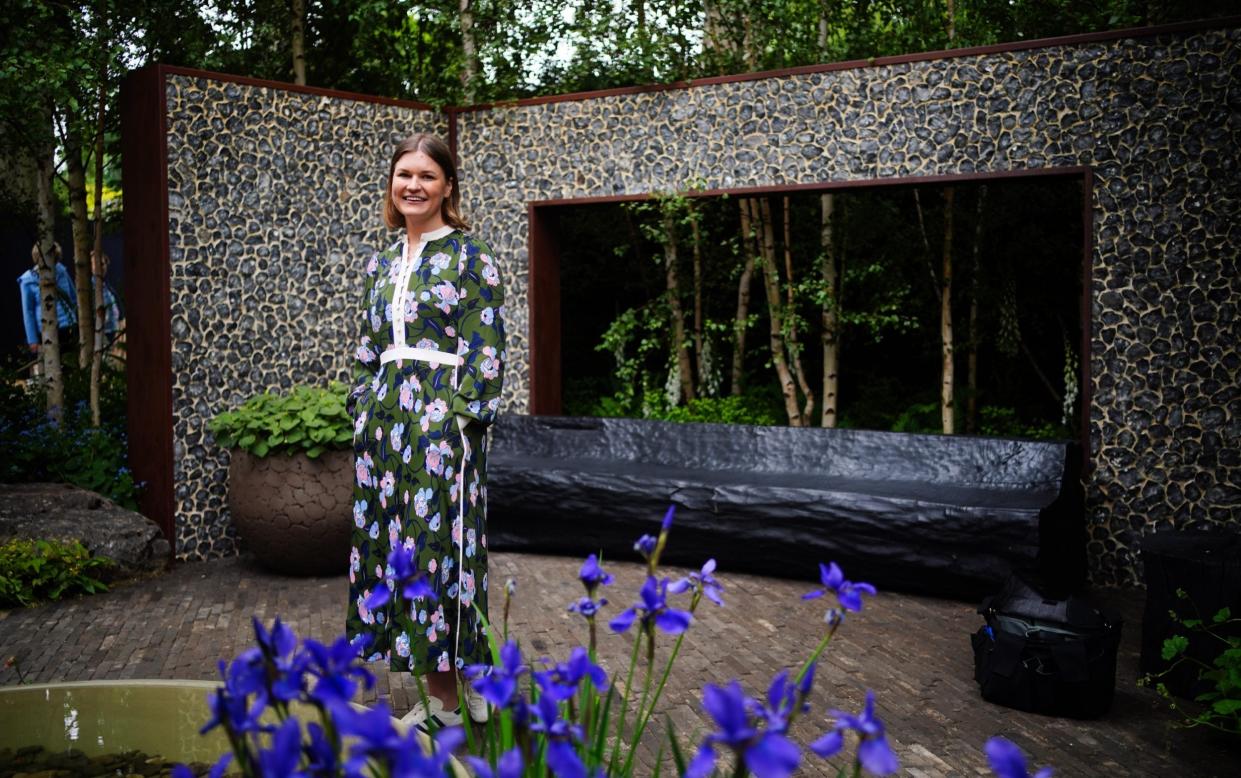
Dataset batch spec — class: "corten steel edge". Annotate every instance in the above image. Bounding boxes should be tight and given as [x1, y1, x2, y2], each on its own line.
[121, 65, 174, 544]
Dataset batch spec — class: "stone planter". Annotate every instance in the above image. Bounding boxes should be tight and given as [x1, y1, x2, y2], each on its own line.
[227, 448, 353, 576]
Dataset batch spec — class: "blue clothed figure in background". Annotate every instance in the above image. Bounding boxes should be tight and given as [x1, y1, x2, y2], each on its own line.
[18, 242, 76, 353]
[18, 242, 121, 354]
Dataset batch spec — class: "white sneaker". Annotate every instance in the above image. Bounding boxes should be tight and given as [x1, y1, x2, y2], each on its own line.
[400, 696, 463, 732]
[463, 684, 490, 723]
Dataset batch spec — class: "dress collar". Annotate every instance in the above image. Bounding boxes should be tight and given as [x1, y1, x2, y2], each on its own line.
[419, 224, 455, 242]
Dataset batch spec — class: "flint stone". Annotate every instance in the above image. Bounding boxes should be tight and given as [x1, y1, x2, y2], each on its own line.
[488, 416, 1085, 598]
[0, 484, 171, 581]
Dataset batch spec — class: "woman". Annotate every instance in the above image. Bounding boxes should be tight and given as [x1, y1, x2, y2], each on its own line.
[346, 133, 505, 730]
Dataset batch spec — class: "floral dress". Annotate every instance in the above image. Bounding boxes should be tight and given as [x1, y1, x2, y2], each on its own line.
[345, 225, 505, 674]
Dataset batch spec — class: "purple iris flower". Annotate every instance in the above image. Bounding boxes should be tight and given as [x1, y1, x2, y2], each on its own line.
[578, 553, 614, 593]
[388, 727, 464, 778]
[465, 748, 524, 778]
[365, 545, 437, 610]
[633, 534, 657, 558]
[335, 699, 464, 777]
[668, 558, 725, 606]
[757, 670, 798, 730]
[809, 690, 899, 776]
[465, 640, 527, 709]
[202, 641, 285, 737]
[304, 722, 341, 775]
[201, 658, 260, 735]
[985, 737, 1054, 778]
[257, 716, 305, 777]
[535, 646, 609, 702]
[687, 681, 801, 778]
[608, 576, 692, 635]
[568, 596, 607, 618]
[172, 754, 232, 778]
[802, 562, 877, 619]
[661, 504, 676, 531]
[303, 634, 375, 707]
[251, 616, 307, 703]
[334, 700, 402, 764]
[530, 695, 586, 778]
[207, 754, 233, 778]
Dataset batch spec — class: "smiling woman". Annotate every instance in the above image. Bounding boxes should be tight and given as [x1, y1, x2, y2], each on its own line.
[345, 133, 507, 733]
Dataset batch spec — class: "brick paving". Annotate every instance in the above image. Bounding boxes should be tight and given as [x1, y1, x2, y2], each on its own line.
[1, 551, 1237, 777]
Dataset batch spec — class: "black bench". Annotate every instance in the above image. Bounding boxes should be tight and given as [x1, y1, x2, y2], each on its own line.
[486, 415, 1084, 597]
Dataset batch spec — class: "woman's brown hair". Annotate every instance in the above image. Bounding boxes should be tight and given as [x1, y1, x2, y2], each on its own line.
[383, 133, 469, 231]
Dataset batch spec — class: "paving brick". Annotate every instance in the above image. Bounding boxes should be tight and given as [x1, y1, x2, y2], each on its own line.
[0, 552, 1237, 776]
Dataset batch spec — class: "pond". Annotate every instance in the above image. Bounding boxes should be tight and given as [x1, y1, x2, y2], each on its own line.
[0, 679, 455, 777]
[0, 680, 228, 770]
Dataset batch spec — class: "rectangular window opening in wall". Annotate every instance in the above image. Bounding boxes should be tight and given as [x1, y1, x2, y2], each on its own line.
[528, 170, 1090, 443]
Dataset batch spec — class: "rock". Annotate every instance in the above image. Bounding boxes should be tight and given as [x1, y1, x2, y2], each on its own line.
[0, 484, 170, 581]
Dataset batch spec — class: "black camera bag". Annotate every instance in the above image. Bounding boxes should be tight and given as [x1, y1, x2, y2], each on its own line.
[971, 572, 1122, 718]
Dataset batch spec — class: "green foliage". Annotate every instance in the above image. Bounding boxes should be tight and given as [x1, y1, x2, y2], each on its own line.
[977, 407, 1069, 441]
[1163, 635, 1191, 662]
[592, 302, 672, 419]
[1142, 589, 1241, 737]
[0, 538, 111, 608]
[210, 382, 352, 459]
[0, 359, 140, 511]
[873, 402, 1069, 439]
[890, 401, 941, 434]
[653, 394, 780, 426]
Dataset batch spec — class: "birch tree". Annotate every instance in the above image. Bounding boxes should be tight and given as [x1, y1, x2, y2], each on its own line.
[939, 186, 956, 433]
[291, 0, 307, 84]
[750, 198, 810, 427]
[66, 127, 95, 369]
[819, 192, 841, 427]
[459, 0, 478, 102]
[34, 140, 65, 423]
[732, 201, 758, 396]
[965, 186, 987, 433]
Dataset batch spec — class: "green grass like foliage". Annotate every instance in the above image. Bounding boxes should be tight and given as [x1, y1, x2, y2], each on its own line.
[210, 383, 352, 459]
[0, 538, 112, 608]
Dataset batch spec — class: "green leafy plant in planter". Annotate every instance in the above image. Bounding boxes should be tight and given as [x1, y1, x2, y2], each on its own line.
[209, 382, 355, 576]
[209, 382, 352, 459]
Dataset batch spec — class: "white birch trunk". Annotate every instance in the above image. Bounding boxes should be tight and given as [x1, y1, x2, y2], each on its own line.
[34, 137, 63, 422]
[820, 192, 839, 427]
[940, 187, 955, 434]
[460, 0, 478, 103]
[291, 0, 307, 85]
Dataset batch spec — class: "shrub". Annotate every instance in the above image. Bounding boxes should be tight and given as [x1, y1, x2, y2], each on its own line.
[654, 394, 781, 426]
[209, 382, 352, 459]
[977, 407, 1068, 441]
[1140, 588, 1241, 738]
[0, 360, 140, 510]
[0, 538, 112, 607]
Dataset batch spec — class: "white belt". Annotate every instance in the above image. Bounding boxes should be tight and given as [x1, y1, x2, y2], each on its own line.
[379, 346, 462, 367]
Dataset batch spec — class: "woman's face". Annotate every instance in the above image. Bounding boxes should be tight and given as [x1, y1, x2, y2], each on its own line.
[390, 149, 452, 229]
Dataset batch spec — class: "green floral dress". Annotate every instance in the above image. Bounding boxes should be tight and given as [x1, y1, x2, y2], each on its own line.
[345, 225, 505, 674]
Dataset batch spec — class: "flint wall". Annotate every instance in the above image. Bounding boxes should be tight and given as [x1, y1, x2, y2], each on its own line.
[128, 22, 1240, 584]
